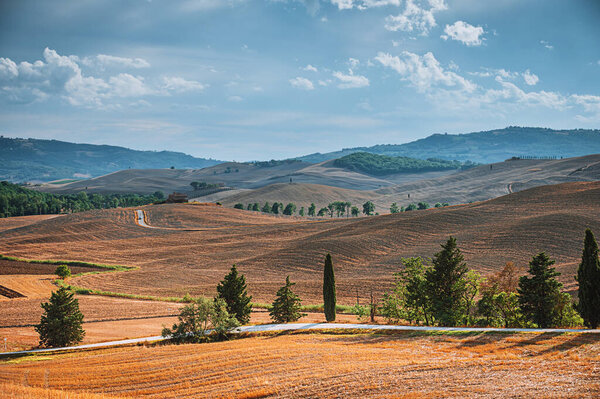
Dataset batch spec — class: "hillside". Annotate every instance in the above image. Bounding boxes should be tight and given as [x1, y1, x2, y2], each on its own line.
[0, 136, 222, 182]
[332, 152, 473, 175]
[296, 127, 600, 163]
[2, 181, 599, 306]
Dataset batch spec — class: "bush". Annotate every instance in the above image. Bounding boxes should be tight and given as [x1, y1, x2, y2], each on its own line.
[161, 297, 239, 343]
[233, 203, 244, 209]
[270, 276, 306, 323]
[351, 304, 371, 322]
[55, 264, 71, 279]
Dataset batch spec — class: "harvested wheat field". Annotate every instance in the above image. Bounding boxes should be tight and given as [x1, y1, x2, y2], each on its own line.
[1, 181, 599, 307]
[1, 331, 599, 398]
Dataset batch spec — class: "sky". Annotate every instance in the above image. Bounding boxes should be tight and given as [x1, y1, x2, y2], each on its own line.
[0, 0, 599, 161]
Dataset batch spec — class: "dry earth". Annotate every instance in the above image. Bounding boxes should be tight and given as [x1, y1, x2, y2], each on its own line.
[1, 331, 598, 398]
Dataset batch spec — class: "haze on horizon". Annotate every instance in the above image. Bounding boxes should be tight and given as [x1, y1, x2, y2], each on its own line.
[0, 0, 599, 161]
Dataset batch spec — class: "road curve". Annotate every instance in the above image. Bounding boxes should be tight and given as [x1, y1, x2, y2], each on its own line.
[2, 323, 598, 357]
[135, 209, 155, 228]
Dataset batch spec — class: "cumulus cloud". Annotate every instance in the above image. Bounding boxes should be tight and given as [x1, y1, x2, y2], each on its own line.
[289, 77, 315, 90]
[162, 76, 206, 92]
[540, 40, 553, 50]
[0, 48, 205, 108]
[384, 0, 447, 35]
[228, 95, 244, 102]
[303, 64, 318, 72]
[522, 69, 539, 86]
[375, 51, 476, 93]
[441, 21, 485, 46]
[332, 70, 369, 88]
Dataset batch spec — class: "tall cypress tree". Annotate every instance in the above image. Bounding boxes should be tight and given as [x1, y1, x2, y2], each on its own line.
[425, 236, 469, 326]
[216, 264, 252, 324]
[323, 254, 336, 322]
[35, 287, 85, 348]
[576, 229, 600, 328]
[518, 252, 562, 328]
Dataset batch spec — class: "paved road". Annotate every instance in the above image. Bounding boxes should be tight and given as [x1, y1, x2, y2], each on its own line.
[2, 323, 598, 357]
[135, 209, 155, 228]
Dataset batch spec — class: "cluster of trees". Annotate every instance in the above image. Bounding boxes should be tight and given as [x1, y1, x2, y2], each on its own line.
[190, 181, 224, 191]
[0, 181, 163, 218]
[333, 152, 470, 176]
[379, 232, 600, 328]
[389, 201, 449, 213]
[234, 201, 378, 217]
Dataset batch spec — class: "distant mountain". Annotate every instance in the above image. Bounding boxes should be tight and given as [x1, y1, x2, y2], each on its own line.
[0, 137, 222, 182]
[295, 127, 600, 164]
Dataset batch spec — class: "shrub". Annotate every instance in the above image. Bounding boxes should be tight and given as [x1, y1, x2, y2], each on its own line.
[55, 264, 71, 280]
[161, 297, 239, 343]
[233, 203, 244, 210]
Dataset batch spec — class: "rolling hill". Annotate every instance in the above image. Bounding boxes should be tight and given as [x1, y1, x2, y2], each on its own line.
[2, 180, 599, 306]
[0, 136, 222, 182]
[296, 127, 600, 164]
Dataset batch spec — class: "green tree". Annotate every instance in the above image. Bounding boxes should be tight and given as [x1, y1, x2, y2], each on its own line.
[576, 229, 600, 328]
[362, 201, 375, 215]
[298, 206, 305, 216]
[261, 202, 271, 213]
[517, 252, 563, 328]
[35, 287, 85, 347]
[417, 202, 429, 210]
[351, 206, 360, 217]
[216, 265, 253, 324]
[270, 276, 306, 323]
[323, 254, 336, 322]
[308, 203, 316, 217]
[271, 202, 283, 214]
[462, 270, 482, 326]
[55, 264, 71, 280]
[317, 207, 328, 217]
[390, 202, 400, 214]
[345, 201, 352, 217]
[252, 203, 260, 211]
[425, 237, 469, 326]
[327, 203, 335, 218]
[161, 297, 239, 343]
[283, 203, 297, 215]
[233, 203, 244, 209]
[434, 202, 442, 208]
[405, 203, 417, 211]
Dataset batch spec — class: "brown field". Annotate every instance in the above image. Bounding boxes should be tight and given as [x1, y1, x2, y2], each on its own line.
[1, 331, 598, 398]
[0, 214, 62, 233]
[1, 181, 599, 308]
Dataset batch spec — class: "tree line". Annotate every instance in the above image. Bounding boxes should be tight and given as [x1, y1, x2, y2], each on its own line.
[0, 181, 164, 218]
[234, 200, 450, 217]
[376, 231, 600, 328]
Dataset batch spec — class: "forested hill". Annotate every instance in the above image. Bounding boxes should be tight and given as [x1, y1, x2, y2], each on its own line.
[0, 137, 222, 182]
[332, 152, 475, 176]
[296, 127, 600, 164]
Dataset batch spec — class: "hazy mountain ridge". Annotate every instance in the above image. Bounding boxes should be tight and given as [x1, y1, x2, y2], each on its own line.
[295, 127, 600, 164]
[0, 137, 222, 182]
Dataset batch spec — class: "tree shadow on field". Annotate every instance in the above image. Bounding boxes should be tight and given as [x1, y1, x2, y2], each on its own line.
[537, 333, 599, 355]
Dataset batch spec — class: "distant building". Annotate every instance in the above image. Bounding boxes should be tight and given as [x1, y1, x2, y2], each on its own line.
[166, 192, 188, 203]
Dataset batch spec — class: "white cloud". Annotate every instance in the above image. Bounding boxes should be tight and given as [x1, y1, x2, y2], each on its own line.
[162, 76, 206, 92]
[330, 0, 401, 9]
[522, 69, 539, 86]
[0, 48, 204, 108]
[84, 54, 150, 69]
[303, 64, 318, 72]
[332, 70, 369, 89]
[228, 95, 243, 102]
[348, 58, 360, 68]
[375, 51, 476, 93]
[318, 79, 332, 86]
[384, 0, 447, 35]
[571, 94, 600, 115]
[441, 21, 485, 46]
[540, 40, 553, 50]
[289, 76, 315, 90]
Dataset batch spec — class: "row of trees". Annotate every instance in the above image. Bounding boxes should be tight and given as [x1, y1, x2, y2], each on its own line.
[235, 200, 451, 217]
[0, 181, 163, 218]
[378, 231, 600, 328]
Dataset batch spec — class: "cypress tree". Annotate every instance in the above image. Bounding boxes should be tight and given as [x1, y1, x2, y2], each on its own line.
[216, 264, 253, 324]
[576, 229, 600, 328]
[323, 254, 336, 322]
[425, 236, 469, 326]
[518, 252, 562, 328]
[270, 276, 306, 323]
[35, 287, 85, 348]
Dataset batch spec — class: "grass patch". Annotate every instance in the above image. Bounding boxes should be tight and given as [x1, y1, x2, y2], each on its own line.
[0, 254, 134, 272]
[4, 355, 54, 364]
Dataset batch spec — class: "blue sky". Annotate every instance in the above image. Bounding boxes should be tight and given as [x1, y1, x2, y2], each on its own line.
[1, 0, 599, 161]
